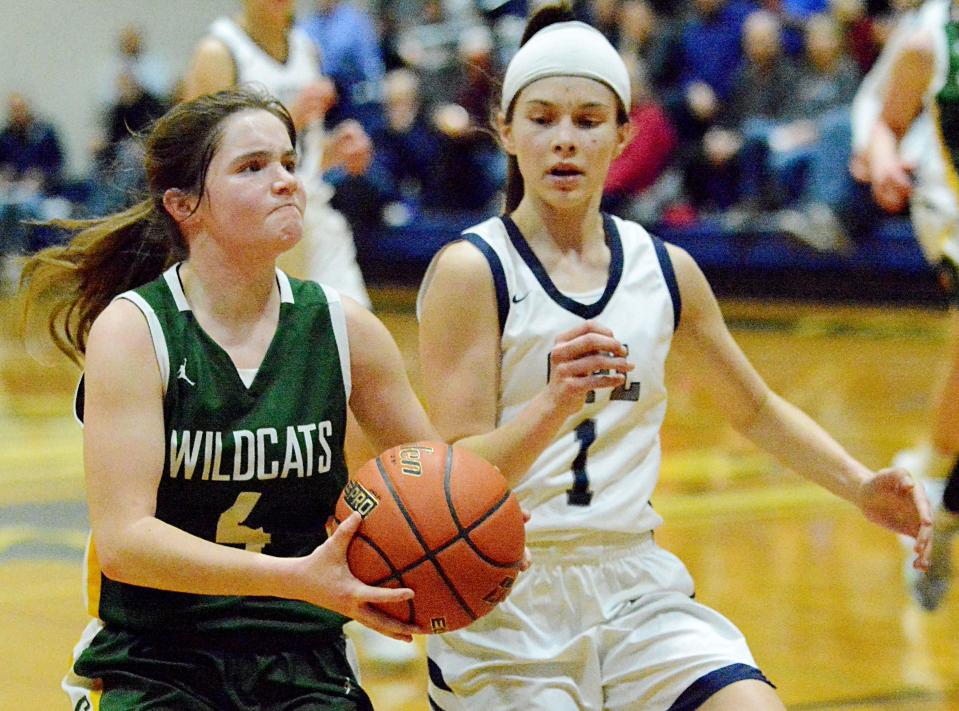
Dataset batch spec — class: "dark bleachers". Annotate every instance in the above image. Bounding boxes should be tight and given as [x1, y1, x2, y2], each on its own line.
[359, 210, 948, 307]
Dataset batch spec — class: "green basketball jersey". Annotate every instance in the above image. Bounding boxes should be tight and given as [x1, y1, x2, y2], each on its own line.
[85, 265, 352, 644]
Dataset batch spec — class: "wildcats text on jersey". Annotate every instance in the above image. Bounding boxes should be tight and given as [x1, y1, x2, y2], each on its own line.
[169, 421, 334, 481]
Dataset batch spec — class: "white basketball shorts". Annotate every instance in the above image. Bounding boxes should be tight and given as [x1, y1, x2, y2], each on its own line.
[426, 532, 771, 711]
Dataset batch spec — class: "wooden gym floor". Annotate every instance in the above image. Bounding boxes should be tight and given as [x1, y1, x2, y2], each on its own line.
[3, 285, 959, 710]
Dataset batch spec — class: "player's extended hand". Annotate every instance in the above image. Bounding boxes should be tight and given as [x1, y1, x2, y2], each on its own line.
[547, 320, 634, 416]
[870, 157, 913, 214]
[857, 467, 933, 572]
[296, 512, 429, 640]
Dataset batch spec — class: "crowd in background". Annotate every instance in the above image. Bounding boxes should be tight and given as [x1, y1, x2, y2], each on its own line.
[0, 0, 922, 288]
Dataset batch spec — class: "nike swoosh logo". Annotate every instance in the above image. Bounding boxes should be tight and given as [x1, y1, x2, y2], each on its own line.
[512, 292, 530, 303]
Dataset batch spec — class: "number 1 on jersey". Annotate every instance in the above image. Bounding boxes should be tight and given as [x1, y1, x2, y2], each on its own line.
[568, 419, 595, 506]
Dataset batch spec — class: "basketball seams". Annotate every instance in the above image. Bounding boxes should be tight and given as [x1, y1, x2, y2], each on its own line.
[375, 454, 479, 621]
[445, 448, 521, 568]
[364, 492, 521, 587]
[357, 491, 519, 586]
[451, 490, 518, 567]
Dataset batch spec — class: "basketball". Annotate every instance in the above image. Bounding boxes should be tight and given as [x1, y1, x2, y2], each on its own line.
[334, 441, 525, 633]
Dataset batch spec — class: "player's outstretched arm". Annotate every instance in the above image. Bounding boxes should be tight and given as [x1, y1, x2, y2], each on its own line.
[418, 241, 633, 485]
[666, 244, 933, 570]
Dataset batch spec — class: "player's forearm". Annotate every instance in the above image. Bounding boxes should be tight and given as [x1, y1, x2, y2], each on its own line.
[93, 515, 299, 600]
[739, 392, 870, 505]
[868, 119, 902, 174]
[456, 390, 575, 487]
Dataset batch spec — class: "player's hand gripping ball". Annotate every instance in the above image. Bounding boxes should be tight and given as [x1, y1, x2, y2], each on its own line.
[334, 442, 526, 633]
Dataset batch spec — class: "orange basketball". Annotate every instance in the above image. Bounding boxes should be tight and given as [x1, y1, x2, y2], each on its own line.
[334, 441, 525, 633]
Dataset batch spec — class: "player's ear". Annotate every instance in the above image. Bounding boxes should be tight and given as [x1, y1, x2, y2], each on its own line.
[613, 118, 633, 159]
[497, 112, 517, 156]
[162, 188, 199, 224]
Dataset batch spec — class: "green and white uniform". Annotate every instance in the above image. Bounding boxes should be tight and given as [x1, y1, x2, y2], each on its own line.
[852, 0, 959, 282]
[64, 265, 370, 709]
[911, 0, 959, 269]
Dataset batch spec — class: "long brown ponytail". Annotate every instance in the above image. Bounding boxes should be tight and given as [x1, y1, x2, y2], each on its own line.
[18, 87, 295, 365]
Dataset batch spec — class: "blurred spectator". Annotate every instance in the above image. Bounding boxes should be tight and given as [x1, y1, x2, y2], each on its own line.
[0, 93, 64, 195]
[428, 25, 505, 211]
[378, 8, 408, 71]
[299, 0, 388, 134]
[831, 0, 883, 72]
[603, 55, 679, 220]
[454, 25, 499, 127]
[86, 73, 169, 218]
[87, 25, 174, 217]
[683, 10, 800, 213]
[98, 24, 174, 108]
[678, 0, 755, 103]
[726, 10, 800, 138]
[756, 0, 831, 55]
[0, 93, 71, 279]
[395, 0, 482, 109]
[795, 13, 861, 116]
[617, 0, 683, 94]
[103, 74, 168, 151]
[756, 10, 898, 252]
[738, 13, 860, 212]
[370, 29, 503, 217]
[590, 0, 622, 44]
[371, 68, 443, 209]
[665, 0, 753, 211]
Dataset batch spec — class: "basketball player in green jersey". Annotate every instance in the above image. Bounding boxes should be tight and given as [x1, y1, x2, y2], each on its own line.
[18, 88, 631, 709]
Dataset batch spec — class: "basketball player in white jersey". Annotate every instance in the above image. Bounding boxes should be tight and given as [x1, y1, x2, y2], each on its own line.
[183, 0, 372, 309]
[417, 6, 933, 709]
[865, 0, 959, 610]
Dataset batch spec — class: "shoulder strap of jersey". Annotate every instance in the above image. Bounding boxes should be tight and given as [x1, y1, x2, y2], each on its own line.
[460, 232, 510, 334]
[649, 233, 682, 332]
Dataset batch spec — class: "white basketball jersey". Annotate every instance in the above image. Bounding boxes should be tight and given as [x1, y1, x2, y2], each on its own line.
[210, 17, 320, 115]
[209, 17, 328, 189]
[912, 0, 959, 264]
[419, 214, 680, 543]
[851, 7, 928, 161]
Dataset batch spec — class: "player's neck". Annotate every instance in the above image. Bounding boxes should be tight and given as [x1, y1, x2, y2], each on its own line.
[511, 200, 604, 253]
[238, 13, 290, 63]
[178, 253, 279, 329]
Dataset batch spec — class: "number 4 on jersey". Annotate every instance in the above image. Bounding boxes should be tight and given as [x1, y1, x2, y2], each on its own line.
[216, 492, 271, 552]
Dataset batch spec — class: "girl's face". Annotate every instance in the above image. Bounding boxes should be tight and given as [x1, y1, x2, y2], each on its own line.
[190, 109, 304, 256]
[500, 76, 629, 212]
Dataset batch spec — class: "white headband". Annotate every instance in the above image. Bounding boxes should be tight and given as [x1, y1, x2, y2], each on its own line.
[501, 21, 630, 113]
